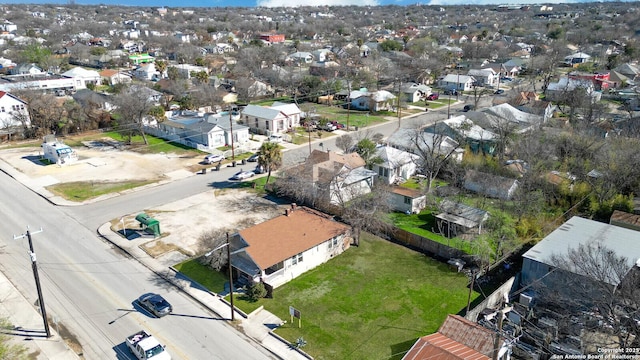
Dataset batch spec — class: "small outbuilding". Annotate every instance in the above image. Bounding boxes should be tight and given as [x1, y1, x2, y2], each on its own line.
[135, 213, 161, 237]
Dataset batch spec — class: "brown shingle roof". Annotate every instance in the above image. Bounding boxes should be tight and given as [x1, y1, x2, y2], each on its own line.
[403, 332, 490, 360]
[238, 207, 350, 270]
[391, 186, 423, 198]
[439, 315, 497, 357]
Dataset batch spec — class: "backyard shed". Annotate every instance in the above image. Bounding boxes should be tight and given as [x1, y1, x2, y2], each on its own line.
[135, 213, 161, 237]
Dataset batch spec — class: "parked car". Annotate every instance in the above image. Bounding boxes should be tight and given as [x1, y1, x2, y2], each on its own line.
[230, 170, 255, 180]
[267, 134, 283, 143]
[494, 89, 505, 95]
[137, 293, 173, 318]
[330, 121, 345, 129]
[247, 153, 259, 162]
[324, 123, 337, 131]
[204, 154, 225, 164]
[426, 93, 439, 100]
[253, 165, 266, 174]
[444, 89, 458, 96]
[463, 105, 475, 112]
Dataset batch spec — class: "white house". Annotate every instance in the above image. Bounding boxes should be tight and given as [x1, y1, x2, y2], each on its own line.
[134, 63, 159, 81]
[400, 82, 432, 103]
[563, 52, 591, 66]
[374, 145, 419, 185]
[99, 69, 132, 85]
[467, 68, 499, 87]
[388, 186, 426, 214]
[349, 89, 396, 112]
[386, 128, 464, 164]
[241, 103, 301, 135]
[61, 67, 101, 88]
[231, 205, 351, 289]
[0, 91, 30, 129]
[155, 111, 249, 149]
[546, 77, 601, 103]
[439, 74, 476, 92]
[286, 51, 314, 64]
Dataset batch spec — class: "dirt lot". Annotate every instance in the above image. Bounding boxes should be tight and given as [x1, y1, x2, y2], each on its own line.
[0, 142, 284, 266]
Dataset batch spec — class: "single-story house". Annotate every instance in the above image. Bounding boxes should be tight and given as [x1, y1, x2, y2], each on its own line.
[350, 89, 396, 112]
[563, 52, 591, 66]
[99, 69, 132, 85]
[465, 103, 545, 134]
[435, 199, 490, 238]
[285, 150, 377, 206]
[155, 111, 250, 149]
[425, 115, 497, 154]
[467, 68, 499, 87]
[400, 82, 433, 103]
[0, 91, 30, 128]
[386, 128, 464, 163]
[403, 314, 509, 360]
[439, 74, 476, 92]
[231, 205, 351, 289]
[521, 216, 640, 291]
[286, 51, 314, 64]
[61, 67, 101, 87]
[546, 77, 601, 103]
[388, 186, 426, 214]
[464, 169, 519, 200]
[240, 103, 301, 135]
[373, 145, 419, 185]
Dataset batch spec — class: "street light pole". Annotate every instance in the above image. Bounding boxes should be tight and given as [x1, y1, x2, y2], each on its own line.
[14, 227, 51, 338]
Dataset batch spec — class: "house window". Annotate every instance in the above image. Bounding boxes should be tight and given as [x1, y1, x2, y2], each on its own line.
[254, 118, 258, 127]
[328, 237, 339, 249]
[291, 252, 303, 265]
[265, 120, 269, 130]
[0, 107, 4, 112]
[379, 168, 389, 177]
[404, 196, 411, 204]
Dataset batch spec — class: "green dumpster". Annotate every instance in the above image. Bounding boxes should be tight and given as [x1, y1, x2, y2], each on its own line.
[135, 213, 161, 237]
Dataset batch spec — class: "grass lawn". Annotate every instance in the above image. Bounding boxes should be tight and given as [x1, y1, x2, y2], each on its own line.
[389, 211, 474, 254]
[232, 233, 477, 360]
[174, 259, 228, 293]
[46, 179, 157, 201]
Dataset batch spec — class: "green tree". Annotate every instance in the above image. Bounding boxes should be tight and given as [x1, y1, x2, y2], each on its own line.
[19, 43, 52, 67]
[167, 66, 179, 81]
[155, 60, 167, 76]
[355, 138, 382, 169]
[245, 282, 267, 301]
[258, 141, 282, 185]
[90, 47, 107, 56]
[379, 40, 403, 52]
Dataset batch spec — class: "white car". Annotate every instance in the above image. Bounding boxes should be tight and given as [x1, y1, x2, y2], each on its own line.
[268, 134, 283, 143]
[230, 170, 255, 181]
[204, 154, 225, 164]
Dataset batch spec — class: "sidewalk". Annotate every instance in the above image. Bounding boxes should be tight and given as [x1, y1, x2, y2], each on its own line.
[0, 272, 81, 360]
[97, 223, 311, 360]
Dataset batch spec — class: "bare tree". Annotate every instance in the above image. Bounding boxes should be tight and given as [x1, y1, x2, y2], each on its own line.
[407, 125, 461, 193]
[539, 243, 640, 350]
[335, 134, 354, 154]
[111, 85, 156, 145]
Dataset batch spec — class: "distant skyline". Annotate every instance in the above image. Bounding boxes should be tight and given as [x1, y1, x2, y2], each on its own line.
[0, 0, 612, 8]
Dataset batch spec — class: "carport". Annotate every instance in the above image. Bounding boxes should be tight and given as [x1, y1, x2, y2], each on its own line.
[135, 213, 161, 237]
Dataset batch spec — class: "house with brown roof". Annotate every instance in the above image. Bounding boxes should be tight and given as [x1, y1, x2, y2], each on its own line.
[231, 205, 351, 289]
[286, 149, 377, 206]
[403, 314, 508, 360]
[99, 69, 132, 85]
[388, 186, 426, 214]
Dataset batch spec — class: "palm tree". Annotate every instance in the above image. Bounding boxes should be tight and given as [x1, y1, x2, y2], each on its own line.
[258, 141, 282, 185]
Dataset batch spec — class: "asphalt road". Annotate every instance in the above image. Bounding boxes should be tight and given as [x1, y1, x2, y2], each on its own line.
[0, 170, 275, 360]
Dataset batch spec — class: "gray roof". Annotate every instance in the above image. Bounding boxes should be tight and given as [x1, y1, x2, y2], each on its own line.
[523, 216, 640, 285]
[241, 104, 282, 120]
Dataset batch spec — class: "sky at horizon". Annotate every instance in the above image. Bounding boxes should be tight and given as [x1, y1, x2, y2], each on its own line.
[0, 0, 605, 8]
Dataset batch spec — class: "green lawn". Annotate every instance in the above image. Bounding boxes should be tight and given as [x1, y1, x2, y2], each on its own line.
[177, 233, 477, 360]
[389, 211, 474, 254]
[46, 179, 157, 201]
[174, 259, 229, 293]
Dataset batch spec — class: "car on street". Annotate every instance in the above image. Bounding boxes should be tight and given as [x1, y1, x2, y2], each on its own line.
[494, 89, 505, 95]
[444, 89, 458, 96]
[137, 293, 173, 318]
[247, 153, 259, 162]
[204, 153, 225, 164]
[230, 170, 255, 180]
[463, 104, 475, 112]
[426, 93, 439, 100]
[253, 165, 265, 174]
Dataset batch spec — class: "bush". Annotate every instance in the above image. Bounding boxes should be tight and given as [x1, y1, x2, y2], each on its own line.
[245, 281, 267, 302]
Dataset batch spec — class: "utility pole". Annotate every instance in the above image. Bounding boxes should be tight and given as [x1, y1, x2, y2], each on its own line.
[226, 232, 235, 321]
[13, 227, 51, 338]
[229, 107, 235, 161]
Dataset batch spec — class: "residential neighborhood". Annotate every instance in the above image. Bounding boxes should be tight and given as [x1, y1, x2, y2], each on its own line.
[1, 2, 640, 360]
